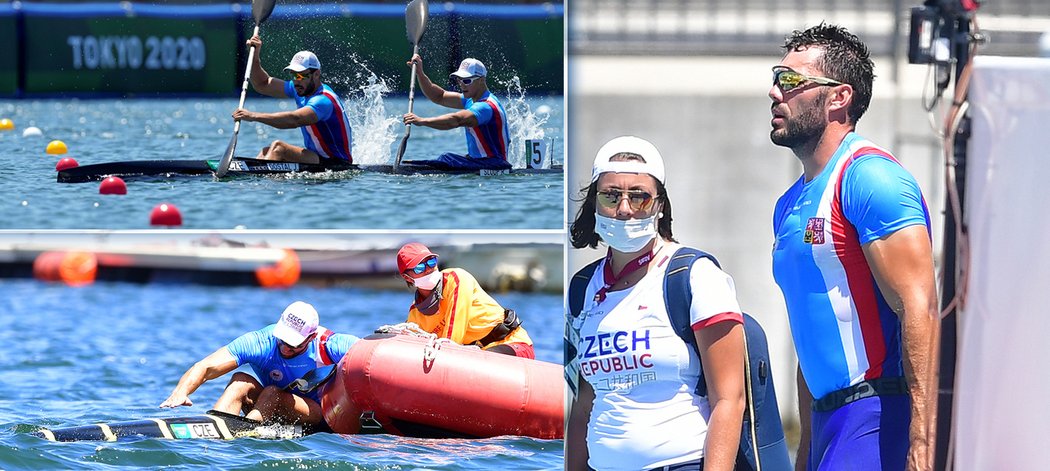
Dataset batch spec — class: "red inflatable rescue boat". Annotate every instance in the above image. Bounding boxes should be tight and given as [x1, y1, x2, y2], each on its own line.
[321, 333, 564, 439]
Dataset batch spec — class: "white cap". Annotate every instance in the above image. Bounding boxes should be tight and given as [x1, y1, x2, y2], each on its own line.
[590, 135, 665, 184]
[284, 51, 321, 73]
[449, 58, 487, 79]
[273, 301, 319, 346]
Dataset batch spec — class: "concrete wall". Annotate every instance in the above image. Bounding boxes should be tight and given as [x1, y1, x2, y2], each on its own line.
[568, 55, 947, 429]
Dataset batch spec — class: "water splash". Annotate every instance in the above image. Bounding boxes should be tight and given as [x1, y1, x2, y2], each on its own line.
[330, 55, 399, 165]
[346, 75, 399, 166]
[498, 76, 551, 168]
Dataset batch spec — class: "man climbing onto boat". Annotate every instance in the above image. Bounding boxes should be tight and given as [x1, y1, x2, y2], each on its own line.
[396, 242, 534, 358]
[159, 301, 357, 430]
[401, 56, 512, 171]
[231, 35, 353, 165]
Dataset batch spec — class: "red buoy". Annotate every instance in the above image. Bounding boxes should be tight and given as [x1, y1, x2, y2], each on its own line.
[98, 176, 127, 195]
[149, 203, 182, 226]
[55, 158, 79, 172]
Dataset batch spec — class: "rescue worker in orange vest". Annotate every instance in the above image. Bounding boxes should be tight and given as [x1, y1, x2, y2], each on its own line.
[396, 242, 534, 359]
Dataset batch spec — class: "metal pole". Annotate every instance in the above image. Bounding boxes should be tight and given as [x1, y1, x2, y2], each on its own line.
[934, 9, 971, 471]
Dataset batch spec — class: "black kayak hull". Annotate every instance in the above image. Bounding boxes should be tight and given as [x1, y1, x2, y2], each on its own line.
[33, 410, 305, 442]
[56, 157, 346, 183]
[56, 157, 563, 183]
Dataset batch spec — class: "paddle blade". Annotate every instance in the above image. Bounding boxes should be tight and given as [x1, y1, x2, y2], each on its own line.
[252, 0, 277, 25]
[215, 134, 237, 178]
[286, 364, 337, 395]
[393, 130, 411, 169]
[406, 0, 429, 45]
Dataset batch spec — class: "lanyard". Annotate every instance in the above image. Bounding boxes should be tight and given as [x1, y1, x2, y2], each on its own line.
[593, 248, 655, 303]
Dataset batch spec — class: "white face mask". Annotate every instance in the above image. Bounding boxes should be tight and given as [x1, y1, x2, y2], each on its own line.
[595, 213, 658, 253]
[411, 269, 442, 290]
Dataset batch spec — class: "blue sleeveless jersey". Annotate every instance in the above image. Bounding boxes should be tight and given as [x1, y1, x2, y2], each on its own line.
[771, 133, 931, 400]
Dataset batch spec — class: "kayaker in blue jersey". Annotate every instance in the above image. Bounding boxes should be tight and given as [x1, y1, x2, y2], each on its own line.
[401, 55, 512, 171]
[231, 35, 353, 165]
[159, 301, 358, 430]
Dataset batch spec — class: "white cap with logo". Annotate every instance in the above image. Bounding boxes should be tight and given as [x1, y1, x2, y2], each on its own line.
[284, 51, 321, 73]
[273, 301, 319, 346]
[449, 58, 487, 79]
[590, 135, 665, 184]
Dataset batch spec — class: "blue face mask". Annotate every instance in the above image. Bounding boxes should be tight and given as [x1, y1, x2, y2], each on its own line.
[594, 213, 658, 253]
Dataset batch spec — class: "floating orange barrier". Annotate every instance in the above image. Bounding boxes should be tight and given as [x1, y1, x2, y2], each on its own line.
[33, 251, 98, 286]
[255, 248, 300, 288]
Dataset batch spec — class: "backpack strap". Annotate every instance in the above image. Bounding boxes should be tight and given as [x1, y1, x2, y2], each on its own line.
[662, 246, 720, 396]
[564, 259, 603, 397]
[663, 248, 791, 471]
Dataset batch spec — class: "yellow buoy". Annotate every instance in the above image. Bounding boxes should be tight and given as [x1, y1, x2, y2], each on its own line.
[46, 140, 68, 155]
[0, 118, 13, 130]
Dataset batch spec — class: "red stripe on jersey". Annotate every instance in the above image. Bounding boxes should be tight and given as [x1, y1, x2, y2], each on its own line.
[691, 312, 744, 331]
[484, 100, 507, 160]
[444, 271, 459, 339]
[321, 89, 352, 160]
[831, 149, 890, 380]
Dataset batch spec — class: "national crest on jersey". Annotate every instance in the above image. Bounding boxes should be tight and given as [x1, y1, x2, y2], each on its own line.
[804, 217, 826, 244]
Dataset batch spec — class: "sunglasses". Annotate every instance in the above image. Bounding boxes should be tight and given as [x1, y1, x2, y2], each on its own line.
[290, 70, 315, 81]
[772, 66, 843, 93]
[409, 257, 438, 275]
[596, 189, 656, 212]
[280, 335, 313, 351]
[457, 76, 479, 85]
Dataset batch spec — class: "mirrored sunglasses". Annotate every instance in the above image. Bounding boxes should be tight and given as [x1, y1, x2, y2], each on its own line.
[457, 76, 479, 85]
[290, 70, 315, 81]
[410, 257, 438, 275]
[596, 189, 656, 212]
[772, 66, 843, 93]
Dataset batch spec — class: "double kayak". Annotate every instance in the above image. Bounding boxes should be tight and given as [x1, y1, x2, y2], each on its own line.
[56, 157, 563, 183]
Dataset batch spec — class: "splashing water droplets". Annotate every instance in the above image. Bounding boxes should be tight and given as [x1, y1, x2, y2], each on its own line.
[499, 76, 549, 168]
[330, 55, 399, 165]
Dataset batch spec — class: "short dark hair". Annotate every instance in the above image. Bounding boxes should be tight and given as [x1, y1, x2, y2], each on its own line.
[569, 180, 675, 249]
[783, 23, 874, 124]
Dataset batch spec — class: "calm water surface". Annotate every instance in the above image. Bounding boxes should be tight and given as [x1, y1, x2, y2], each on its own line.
[0, 279, 564, 470]
[0, 91, 564, 229]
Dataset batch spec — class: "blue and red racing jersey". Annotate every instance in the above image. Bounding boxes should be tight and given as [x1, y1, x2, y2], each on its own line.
[771, 132, 931, 400]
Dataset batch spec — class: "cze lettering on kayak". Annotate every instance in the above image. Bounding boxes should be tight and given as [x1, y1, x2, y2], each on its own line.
[66, 35, 206, 71]
[190, 423, 221, 439]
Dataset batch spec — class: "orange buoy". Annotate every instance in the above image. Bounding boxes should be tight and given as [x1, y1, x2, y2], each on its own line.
[255, 248, 301, 288]
[55, 158, 79, 172]
[149, 203, 182, 226]
[33, 251, 98, 286]
[99, 176, 127, 195]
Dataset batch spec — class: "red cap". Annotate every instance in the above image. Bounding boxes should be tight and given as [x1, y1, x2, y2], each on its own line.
[397, 242, 436, 273]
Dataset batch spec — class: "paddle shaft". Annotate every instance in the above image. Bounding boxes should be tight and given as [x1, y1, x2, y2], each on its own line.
[232, 25, 261, 136]
[405, 44, 420, 134]
[393, 44, 421, 169]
